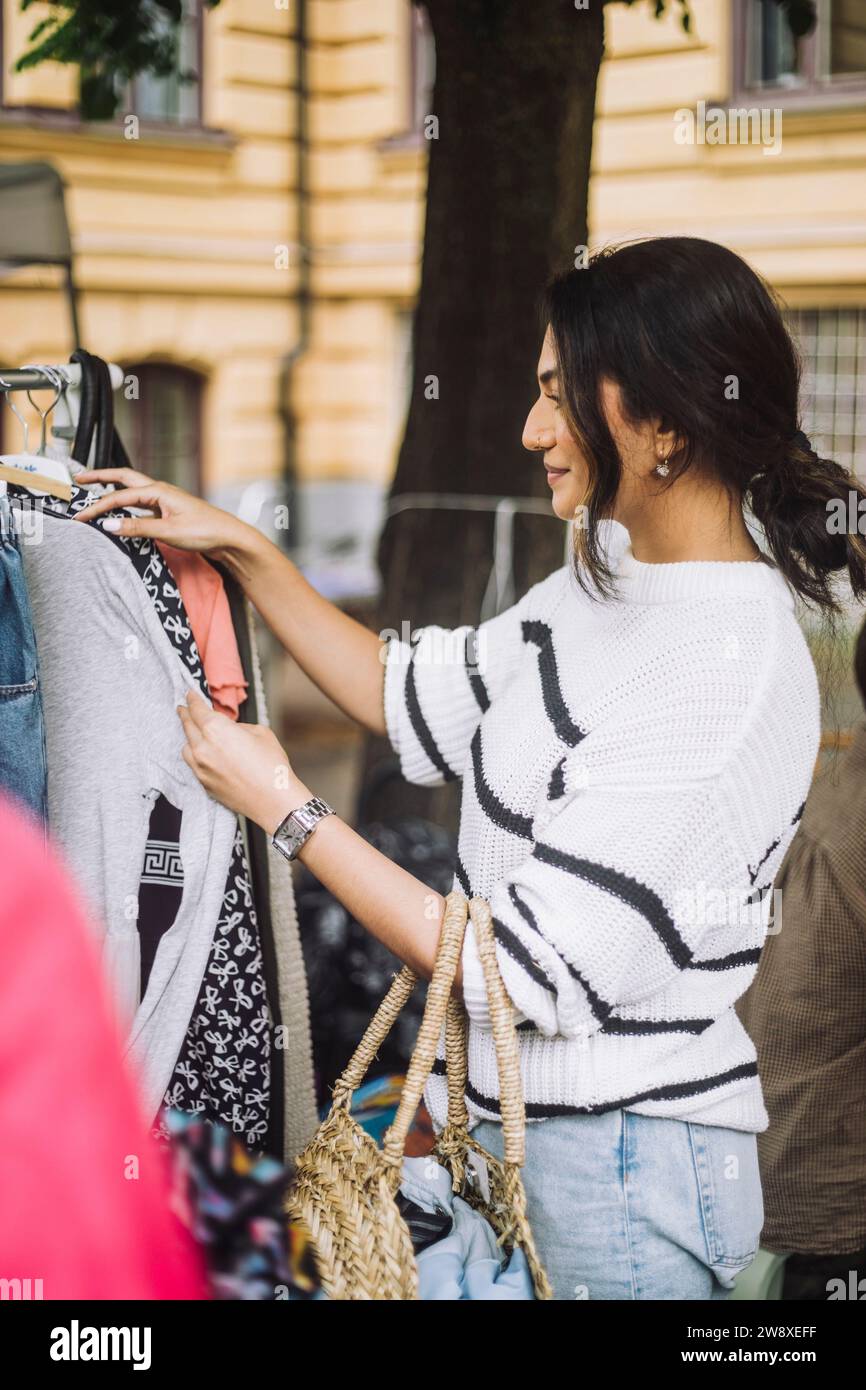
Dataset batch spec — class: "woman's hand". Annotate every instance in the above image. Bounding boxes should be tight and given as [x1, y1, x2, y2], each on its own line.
[178, 689, 307, 833]
[72, 467, 258, 560]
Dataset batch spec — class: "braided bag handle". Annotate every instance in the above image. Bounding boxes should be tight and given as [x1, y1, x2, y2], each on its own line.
[436, 898, 526, 1160]
[325, 890, 468, 1129]
[468, 896, 527, 1165]
[380, 892, 468, 1180]
[329, 966, 417, 1112]
[435, 898, 553, 1298]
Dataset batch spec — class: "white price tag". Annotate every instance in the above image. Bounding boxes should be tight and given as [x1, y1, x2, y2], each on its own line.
[465, 1148, 491, 1205]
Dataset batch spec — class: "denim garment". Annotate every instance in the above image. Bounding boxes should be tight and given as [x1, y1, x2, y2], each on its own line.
[472, 1110, 763, 1301]
[0, 496, 47, 825]
[400, 1156, 535, 1300]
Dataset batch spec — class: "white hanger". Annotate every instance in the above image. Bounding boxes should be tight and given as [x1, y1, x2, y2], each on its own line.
[0, 366, 74, 501]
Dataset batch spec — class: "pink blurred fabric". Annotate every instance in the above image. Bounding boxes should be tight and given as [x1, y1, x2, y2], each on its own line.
[0, 795, 208, 1299]
[156, 543, 248, 719]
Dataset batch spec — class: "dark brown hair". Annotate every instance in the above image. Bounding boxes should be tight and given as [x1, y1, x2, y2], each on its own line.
[854, 615, 866, 708]
[541, 237, 866, 615]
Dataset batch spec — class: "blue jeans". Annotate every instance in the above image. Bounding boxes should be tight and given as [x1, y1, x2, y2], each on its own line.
[472, 1110, 763, 1300]
[0, 496, 47, 825]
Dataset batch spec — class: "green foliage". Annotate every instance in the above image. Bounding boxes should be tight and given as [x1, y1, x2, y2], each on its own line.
[15, 0, 221, 120]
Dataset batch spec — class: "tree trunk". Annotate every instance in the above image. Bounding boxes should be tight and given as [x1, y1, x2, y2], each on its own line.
[359, 0, 605, 829]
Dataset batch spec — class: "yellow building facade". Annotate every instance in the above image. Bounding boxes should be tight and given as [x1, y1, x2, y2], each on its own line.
[0, 0, 863, 562]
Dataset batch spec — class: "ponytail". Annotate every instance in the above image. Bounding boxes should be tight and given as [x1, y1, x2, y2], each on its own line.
[748, 432, 866, 615]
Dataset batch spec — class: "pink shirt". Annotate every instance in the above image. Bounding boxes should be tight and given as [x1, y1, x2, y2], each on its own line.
[157, 543, 248, 719]
[0, 796, 207, 1299]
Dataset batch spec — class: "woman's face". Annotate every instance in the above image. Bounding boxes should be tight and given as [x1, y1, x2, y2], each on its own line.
[523, 327, 655, 526]
[522, 327, 587, 521]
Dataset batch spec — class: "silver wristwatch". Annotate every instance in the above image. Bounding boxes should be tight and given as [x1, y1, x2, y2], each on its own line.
[271, 795, 335, 863]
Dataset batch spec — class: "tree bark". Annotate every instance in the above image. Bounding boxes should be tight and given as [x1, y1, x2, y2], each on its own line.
[360, 0, 606, 829]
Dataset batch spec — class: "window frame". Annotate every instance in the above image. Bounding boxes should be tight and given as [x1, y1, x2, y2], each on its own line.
[0, 0, 207, 131]
[121, 0, 205, 132]
[732, 0, 866, 110]
[408, 2, 435, 136]
[116, 361, 204, 496]
[379, 1, 435, 150]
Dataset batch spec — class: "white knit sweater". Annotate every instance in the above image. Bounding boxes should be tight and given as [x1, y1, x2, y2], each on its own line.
[383, 521, 821, 1134]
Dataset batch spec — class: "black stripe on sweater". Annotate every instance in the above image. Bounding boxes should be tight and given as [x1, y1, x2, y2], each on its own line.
[745, 800, 806, 884]
[512, 1015, 716, 1038]
[405, 649, 458, 783]
[454, 854, 472, 897]
[427, 1061, 759, 1118]
[547, 755, 567, 801]
[747, 834, 781, 887]
[507, 882, 612, 1025]
[471, 726, 534, 839]
[491, 914, 556, 995]
[532, 840, 693, 969]
[690, 947, 761, 972]
[508, 1017, 717, 1039]
[744, 884, 771, 907]
[521, 619, 587, 748]
[464, 628, 490, 712]
[600, 1015, 714, 1037]
[747, 801, 804, 887]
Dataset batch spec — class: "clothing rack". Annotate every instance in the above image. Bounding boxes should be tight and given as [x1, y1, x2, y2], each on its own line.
[384, 491, 571, 620]
[0, 362, 123, 450]
[0, 363, 123, 392]
[1, 347, 318, 1159]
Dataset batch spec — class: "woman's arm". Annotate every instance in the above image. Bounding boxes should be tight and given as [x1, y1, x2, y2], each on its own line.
[216, 525, 389, 737]
[289, 792, 453, 984]
[73, 469, 388, 736]
[178, 690, 454, 983]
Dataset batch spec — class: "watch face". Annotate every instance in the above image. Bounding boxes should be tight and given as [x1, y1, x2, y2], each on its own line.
[273, 799, 333, 862]
[275, 819, 305, 858]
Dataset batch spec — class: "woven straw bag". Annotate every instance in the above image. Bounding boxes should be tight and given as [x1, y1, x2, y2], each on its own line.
[285, 890, 553, 1300]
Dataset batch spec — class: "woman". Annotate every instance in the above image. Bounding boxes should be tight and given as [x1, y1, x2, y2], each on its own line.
[75, 237, 866, 1300]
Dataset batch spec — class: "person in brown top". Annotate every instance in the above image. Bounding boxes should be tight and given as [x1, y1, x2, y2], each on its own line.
[737, 615, 866, 1301]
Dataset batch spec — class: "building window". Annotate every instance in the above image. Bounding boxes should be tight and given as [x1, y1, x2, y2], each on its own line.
[379, 3, 435, 146]
[124, 0, 203, 126]
[784, 308, 866, 477]
[409, 4, 436, 134]
[827, 0, 866, 76]
[745, 0, 800, 86]
[390, 308, 415, 456]
[735, 0, 866, 104]
[114, 364, 203, 493]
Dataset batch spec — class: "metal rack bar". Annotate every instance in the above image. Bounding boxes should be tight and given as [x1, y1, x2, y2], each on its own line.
[384, 490, 556, 518]
[382, 490, 570, 619]
[0, 363, 124, 392]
